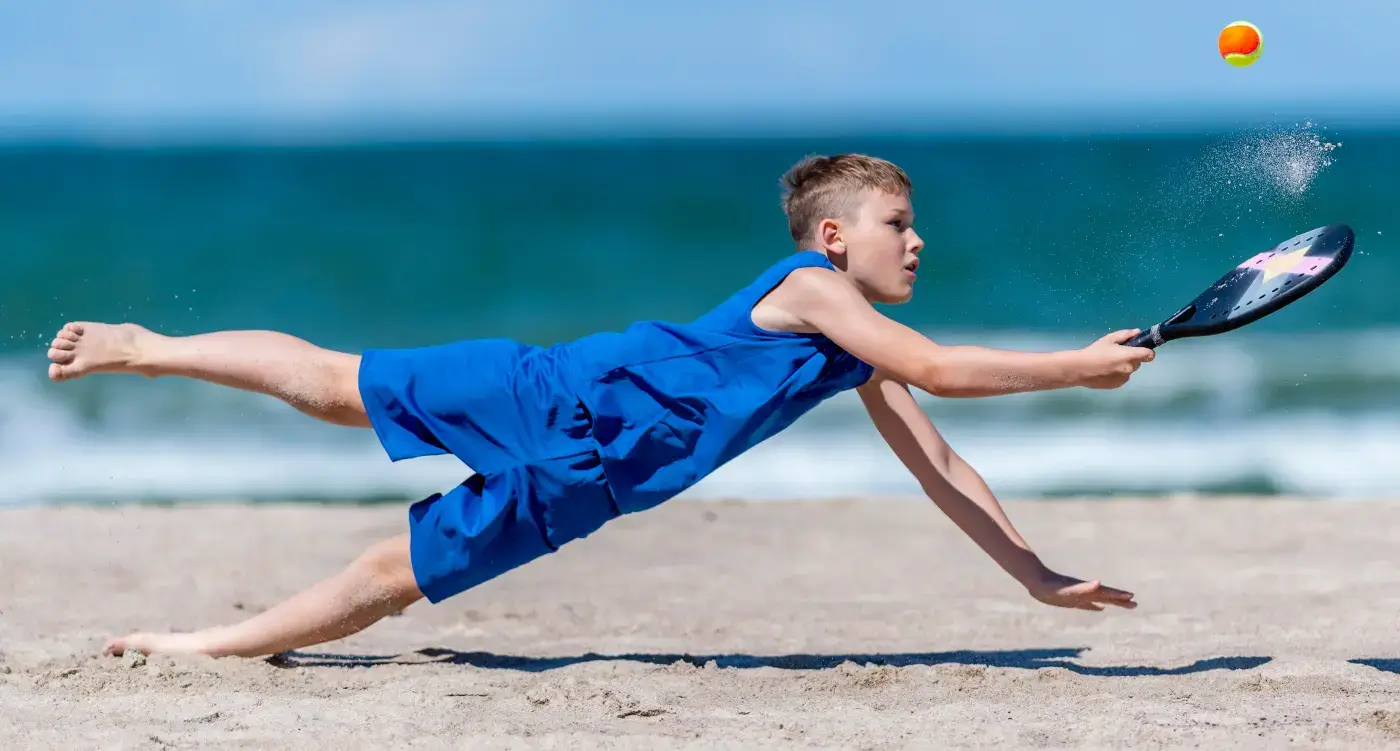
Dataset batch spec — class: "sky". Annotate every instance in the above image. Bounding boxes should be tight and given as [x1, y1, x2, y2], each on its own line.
[2, 0, 1399, 140]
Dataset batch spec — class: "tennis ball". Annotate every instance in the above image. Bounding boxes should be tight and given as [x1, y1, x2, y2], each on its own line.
[1219, 21, 1262, 67]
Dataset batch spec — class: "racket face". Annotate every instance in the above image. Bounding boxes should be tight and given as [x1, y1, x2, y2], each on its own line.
[1158, 224, 1353, 339]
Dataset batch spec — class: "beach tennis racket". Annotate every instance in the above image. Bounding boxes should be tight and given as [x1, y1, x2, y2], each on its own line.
[1125, 224, 1353, 349]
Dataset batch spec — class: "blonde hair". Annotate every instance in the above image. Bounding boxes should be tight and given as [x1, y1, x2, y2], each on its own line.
[780, 153, 912, 247]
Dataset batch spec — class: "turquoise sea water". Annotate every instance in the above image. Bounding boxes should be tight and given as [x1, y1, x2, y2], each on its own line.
[1, 123, 1397, 503]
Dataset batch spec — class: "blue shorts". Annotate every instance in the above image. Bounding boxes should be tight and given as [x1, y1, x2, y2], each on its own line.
[357, 338, 620, 603]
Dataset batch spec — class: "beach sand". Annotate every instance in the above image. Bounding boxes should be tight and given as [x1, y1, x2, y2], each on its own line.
[4, 496, 1400, 749]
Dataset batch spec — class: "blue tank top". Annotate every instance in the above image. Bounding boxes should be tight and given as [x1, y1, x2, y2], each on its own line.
[555, 251, 874, 513]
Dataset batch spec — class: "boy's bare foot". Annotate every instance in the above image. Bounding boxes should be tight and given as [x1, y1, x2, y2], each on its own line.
[47, 322, 158, 381]
[104, 630, 222, 658]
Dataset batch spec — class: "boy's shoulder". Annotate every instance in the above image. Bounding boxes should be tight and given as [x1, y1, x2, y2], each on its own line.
[762, 262, 877, 326]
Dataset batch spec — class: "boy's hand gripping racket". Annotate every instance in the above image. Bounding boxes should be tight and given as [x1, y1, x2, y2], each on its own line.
[1126, 224, 1354, 349]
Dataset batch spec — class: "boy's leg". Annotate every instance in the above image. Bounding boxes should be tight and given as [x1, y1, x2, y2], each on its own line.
[105, 534, 423, 658]
[47, 322, 369, 427]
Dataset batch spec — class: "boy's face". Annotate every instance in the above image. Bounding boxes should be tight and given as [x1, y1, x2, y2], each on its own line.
[824, 189, 924, 304]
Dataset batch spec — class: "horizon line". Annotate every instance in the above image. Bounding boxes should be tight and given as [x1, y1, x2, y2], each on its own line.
[2, 99, 1397, 147]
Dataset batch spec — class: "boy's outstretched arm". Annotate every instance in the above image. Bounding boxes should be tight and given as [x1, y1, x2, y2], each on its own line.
[785, 267, 1153, 397]
[858, 370, 1136, 612]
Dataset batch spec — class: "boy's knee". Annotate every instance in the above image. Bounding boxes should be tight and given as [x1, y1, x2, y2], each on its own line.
[302, 352, 369, 427]
[354, 534, 420, 598]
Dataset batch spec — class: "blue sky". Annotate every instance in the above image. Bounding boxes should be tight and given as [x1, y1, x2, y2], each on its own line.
[3, 0, 1398, 139]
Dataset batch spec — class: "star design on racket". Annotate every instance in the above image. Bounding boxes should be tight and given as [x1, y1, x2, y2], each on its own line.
[1261, 246, 1311, 281]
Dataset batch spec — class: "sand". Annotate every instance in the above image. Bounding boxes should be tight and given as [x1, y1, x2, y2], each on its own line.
[4, 496, 1400, 749]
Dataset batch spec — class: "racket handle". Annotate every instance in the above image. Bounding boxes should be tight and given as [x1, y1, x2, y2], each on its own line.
[1124, 327, 1159, 349]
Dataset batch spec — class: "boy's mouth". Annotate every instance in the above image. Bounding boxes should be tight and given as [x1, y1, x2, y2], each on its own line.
[903, 258, 919, 275]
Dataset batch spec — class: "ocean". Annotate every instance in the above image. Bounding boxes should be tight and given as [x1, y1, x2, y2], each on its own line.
[2, 123, 1397, 505]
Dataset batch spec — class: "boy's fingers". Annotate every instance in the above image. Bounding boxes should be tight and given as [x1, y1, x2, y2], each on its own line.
[1066, 580, 1133, 598]
[1062, 580, 1098, 594]
[1041, 579, 1136, 610]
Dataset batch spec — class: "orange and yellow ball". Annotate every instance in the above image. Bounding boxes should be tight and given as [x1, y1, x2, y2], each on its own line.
[1219, 21, 1263, 67]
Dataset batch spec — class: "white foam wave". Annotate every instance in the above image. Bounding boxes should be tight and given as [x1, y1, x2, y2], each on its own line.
[3, 408, 1394, 505]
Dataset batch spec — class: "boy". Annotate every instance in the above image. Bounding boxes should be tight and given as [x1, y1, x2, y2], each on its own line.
[48, 154, 1153, 659]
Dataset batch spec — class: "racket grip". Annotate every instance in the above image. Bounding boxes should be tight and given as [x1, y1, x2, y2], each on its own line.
[1125, 327, 1159, 349]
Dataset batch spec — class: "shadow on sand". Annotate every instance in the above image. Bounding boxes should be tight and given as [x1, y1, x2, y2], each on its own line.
[272, 647, 1272, 677]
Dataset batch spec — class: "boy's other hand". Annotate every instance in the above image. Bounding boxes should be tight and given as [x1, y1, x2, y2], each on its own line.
[1026, 569, 1138, 612]
[1075, 329, 1155, 389]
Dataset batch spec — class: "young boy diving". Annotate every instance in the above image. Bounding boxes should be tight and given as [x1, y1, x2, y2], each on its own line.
[46, 153, 1154, 659]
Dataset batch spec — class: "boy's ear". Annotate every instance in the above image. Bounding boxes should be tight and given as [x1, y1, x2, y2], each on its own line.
[817, 218, 845, 256]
